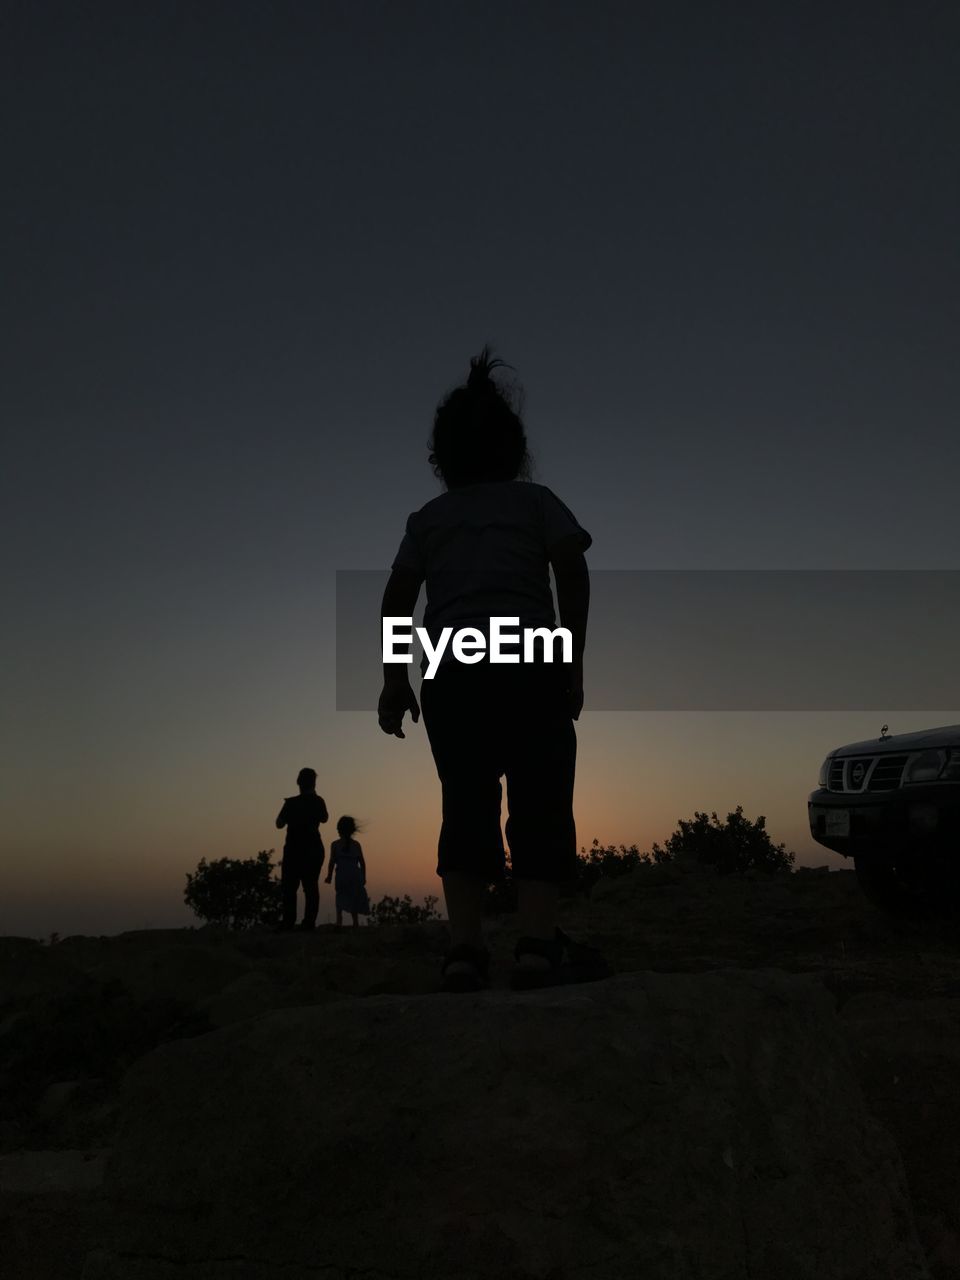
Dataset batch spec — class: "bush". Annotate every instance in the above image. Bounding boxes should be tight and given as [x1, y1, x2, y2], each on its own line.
[483, 860, 518, 916]
[368, 894, 442, 926]
[576, 840, 652, 898]
[480, 807, 794, 911]
[650, 807, 795, 875]
[184, 850, 282, 930]
[481, 842, 646, 913]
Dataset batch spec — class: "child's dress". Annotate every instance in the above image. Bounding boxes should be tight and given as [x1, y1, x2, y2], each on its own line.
[330, 838, 369, 915]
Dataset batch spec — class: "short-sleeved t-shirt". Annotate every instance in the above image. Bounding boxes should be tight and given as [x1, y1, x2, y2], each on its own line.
[277, 793, 328, 852]
[391, 481, 591, 655]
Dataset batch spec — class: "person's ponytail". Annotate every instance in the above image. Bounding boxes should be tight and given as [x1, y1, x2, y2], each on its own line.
[466, 344, 513, 390]
[429, 345, 529, 488]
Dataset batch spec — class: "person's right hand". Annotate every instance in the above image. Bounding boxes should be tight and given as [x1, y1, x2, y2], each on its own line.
[378, 680, 421, 738]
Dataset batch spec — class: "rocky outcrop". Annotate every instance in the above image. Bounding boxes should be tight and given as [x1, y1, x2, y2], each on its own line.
[8, 872, 960, 1278]
[85, 968, 928, 1280]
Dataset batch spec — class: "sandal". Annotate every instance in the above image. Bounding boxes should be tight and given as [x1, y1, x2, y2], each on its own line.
[511, 927, 611, 991]
[440, 942, 491, 993]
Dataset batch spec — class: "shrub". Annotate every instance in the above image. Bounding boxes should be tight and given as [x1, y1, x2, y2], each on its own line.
[468, 806, 797, 917]
[368, 894, 442, 926]
[650, 807, 795, 874]
[576, 840, 651, 898]
[481, 842, 647, 912]
[483, 860, 518, 916]
[184, 850, 282, 930]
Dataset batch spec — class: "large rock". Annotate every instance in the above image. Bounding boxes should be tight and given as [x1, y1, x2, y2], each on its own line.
[841, 991, 960, 1277]
[85, 970, 928, 1280]
[0, 938, 92, 1013]
[100, 943, 251, 1005]
[0, 1148, 106, 1193]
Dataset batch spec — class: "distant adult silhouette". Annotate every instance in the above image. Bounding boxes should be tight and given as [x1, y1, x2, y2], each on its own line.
[275, 768, 328, 931]
[324, 816, 369, 928]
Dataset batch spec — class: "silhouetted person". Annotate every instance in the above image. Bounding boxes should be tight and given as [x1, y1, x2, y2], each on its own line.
[324, 815, 368, 928]
[377, 346, 610, 992]
[275, 768, 328, 931]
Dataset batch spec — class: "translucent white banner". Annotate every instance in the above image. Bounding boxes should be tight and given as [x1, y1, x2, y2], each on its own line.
[336, 570, 958, 710]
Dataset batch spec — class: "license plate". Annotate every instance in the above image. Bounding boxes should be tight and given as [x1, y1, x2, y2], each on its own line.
[825, 810, 851, 837]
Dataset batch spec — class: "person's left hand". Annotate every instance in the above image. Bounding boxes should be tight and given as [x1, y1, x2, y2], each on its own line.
[565, 658, 584, 721]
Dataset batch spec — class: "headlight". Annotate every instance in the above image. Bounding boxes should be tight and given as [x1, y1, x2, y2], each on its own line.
[818, 757, 831, 787]
[903, 749, 948, 783]
[941, 748, 960, 782]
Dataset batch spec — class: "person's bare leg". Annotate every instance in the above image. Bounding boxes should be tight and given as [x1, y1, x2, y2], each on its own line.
[351, 913, 359, 928]
[515, 879, 560, 970]
[441, 872, 486, 951]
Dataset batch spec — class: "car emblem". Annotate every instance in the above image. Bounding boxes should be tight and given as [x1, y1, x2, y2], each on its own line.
[851, 762, 866, 785]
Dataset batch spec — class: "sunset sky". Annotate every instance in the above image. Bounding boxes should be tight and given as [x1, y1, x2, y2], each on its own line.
[3, 2, 959, 937]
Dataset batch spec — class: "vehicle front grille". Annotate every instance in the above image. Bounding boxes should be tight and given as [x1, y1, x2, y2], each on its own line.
[867, 755, 908, 791]
[827, 753, 909, 792]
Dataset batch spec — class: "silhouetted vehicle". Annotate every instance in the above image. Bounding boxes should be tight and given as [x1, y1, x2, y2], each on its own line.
[809, 724, 960, 915]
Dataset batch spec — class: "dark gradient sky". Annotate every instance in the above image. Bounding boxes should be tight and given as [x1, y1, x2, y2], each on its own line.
[3, 1, 959, 935]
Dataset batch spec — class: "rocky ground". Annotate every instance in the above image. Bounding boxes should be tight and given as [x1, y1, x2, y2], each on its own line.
[2, 864, 959, 1278]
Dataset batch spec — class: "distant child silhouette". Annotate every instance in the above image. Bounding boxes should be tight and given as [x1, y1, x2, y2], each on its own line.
[275, 768, 328, 931]
[324, 816, 369, 929]
[378, 345, 611, 992]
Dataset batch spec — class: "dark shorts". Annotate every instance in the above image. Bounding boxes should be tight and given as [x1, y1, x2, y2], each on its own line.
[419, 660, 578, 884]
